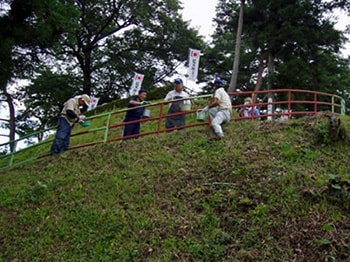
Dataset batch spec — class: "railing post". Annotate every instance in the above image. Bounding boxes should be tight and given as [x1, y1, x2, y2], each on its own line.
[288, 90, 291, 119]
[158, 103, 165, 134]
[341, 99, 346, 115]
[8, 141, 17, 168]
[103, 112, 112, 142]
[314, 93, 317, 114]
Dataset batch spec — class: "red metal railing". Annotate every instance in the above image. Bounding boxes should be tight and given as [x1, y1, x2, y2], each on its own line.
[0, 89, 345, 169]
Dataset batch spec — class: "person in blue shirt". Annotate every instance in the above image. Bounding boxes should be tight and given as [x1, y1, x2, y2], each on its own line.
[239, 97, 260, 119]
[122, 89, 149, 139]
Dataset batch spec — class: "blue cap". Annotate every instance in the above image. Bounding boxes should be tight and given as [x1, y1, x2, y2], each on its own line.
[174, 78, 183, 84]
[138, 89, 147, 94]
[214, 79, 223, 86]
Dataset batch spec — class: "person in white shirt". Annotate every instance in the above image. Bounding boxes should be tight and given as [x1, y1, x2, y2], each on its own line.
[164, 78, 190, 131]
[205, 79, 232, 138]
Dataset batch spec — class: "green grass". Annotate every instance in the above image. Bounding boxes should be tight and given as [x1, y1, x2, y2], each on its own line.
[1, 112, 350, 261]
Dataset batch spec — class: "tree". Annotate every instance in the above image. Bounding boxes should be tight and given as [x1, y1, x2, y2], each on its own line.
[17, 70, 82, 141]
[18, 0, 205, 134]
[0, 0, 79, 151]
[199, 0, 242, 89]
[229, 0, 245, 92]
[245, 0, 349, 95]
[48, 0, 204, 100]
[202, 0, 350, 109]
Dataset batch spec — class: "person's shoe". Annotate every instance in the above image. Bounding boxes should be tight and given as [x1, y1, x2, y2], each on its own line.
[209, 135, 223, 142]
[217, 133, 224, 138]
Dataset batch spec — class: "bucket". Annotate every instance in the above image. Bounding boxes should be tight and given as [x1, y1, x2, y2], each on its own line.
[196, 110, 207, 122]
[143, 109, 151, 118]
[179, 104, 191, 111]
[79, 121, 91, 127]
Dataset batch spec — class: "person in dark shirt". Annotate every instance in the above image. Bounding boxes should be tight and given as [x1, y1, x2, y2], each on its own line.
[122, 89, 149, 139]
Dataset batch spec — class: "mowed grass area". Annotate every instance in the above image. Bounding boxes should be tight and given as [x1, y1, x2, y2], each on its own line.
[1, 112, 350, 261]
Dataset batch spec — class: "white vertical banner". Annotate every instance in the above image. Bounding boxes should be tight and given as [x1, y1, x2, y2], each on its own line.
[88, 97, 99, 111]
[129, 72, 144, 96]
[187, 48, 200, 81]
[267, 97, 273, 121]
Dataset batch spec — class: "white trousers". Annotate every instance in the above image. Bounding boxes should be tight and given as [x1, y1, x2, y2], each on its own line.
[208, 108, 231, 137]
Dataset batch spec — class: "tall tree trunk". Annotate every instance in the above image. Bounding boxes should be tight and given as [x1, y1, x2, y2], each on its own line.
[4, 92, 16, 152]
[83, 52, 92, 95]
[228, 0, 245, 92]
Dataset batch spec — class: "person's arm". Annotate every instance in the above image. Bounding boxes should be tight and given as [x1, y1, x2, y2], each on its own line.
[254, 108, 260, 116]
[209, 96, 220, 108]
[63, 99, 80, 122]
[129, 99, 142, 106]
[183, 92, 191, 104]
[239, 108, 247, 117]
[66, 110, 79, 122]
[164, 91, 173, 101]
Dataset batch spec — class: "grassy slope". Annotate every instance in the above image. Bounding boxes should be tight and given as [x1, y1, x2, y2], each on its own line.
[1, 112, 350, 261]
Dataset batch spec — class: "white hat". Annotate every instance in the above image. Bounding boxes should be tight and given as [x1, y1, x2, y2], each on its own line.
[81, 94, 91, 107]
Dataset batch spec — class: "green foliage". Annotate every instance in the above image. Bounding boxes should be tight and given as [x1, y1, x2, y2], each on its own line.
[3, 0, 208, 135]
[201, 0, 350, 99]
[0, 0, 79, 82]
[52, 0, 205, 97]
[0, 0, 80, 150]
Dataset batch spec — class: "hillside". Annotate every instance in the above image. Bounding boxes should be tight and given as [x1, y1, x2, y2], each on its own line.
[1, 112, 350, 261]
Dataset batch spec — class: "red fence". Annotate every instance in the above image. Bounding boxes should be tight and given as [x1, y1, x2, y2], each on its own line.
[0, 89, 345, 169]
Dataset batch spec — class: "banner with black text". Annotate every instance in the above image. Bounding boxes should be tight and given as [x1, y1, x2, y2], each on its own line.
[130, 73, 144, 96]
[187, 48, 200, 81]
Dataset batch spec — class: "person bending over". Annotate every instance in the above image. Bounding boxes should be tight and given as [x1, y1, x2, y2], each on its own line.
[50, 94, 90, 155]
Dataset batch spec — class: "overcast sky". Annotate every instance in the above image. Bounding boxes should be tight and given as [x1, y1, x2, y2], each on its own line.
[181, 0, 217, 41]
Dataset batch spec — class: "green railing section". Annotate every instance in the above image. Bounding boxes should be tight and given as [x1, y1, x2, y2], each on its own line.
[0, 126, 56, 169]
[0, 90, 345, 170]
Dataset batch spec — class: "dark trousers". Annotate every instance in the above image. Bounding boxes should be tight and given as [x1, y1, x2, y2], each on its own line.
[50, 117, 72, 155]
[123, 118, 141, 139]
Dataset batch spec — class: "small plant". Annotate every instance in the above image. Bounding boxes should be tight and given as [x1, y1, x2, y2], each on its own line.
[28, 180, 48, 202]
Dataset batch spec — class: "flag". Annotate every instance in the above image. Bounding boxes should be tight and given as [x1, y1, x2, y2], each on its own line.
[88, 97, 99, 111]
[129, 73, 144, 96]
[187, 48, 200, 81]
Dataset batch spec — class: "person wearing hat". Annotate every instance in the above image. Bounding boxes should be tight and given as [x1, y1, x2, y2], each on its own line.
[50, 94, 91, 155]
[164, 78, 191, 131]
[122, 89, 149, 139]
[204, 79, 232, 139]
[239, 97, 260, 119]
